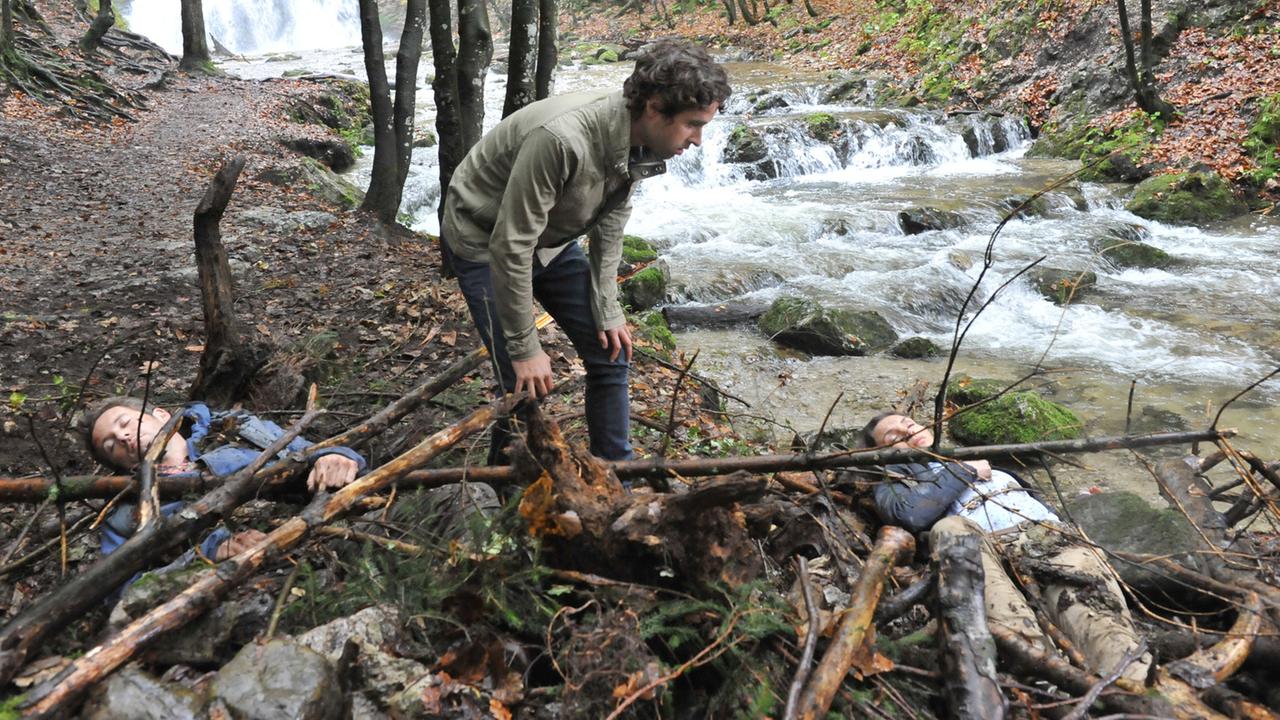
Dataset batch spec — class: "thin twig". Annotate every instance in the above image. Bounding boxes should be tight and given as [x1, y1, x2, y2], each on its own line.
[1124, 379, 1137, 436]
[1, 496, 52, 564]
[1061, 640, 1149, 720]
[808, 391, 845, 453]
[658, 349, 700, 461]
[0, 512, 97, 577]
[264, 560, 302, 641]
[785, 556, 821, 720]
[1212, 365, 1280, 429]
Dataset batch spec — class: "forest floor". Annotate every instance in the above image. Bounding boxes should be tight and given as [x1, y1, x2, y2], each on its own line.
[572, 0, 1280, 206]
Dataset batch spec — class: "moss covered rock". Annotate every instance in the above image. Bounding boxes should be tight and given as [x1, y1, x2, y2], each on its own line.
[890, 336, 942, 358]
[758, 297, 897, 356]
[1068, 490, 1202, 590]
[620, 265, 668, 311]
[1126, 171, 1247, 225]
[1089, 232, 1174, 270]
[947, 376, 1008, 406]
[805, 112, 839, 139]
[1028, 267, 1098, 305]
[259, 158, 364, 211]
[723, 124, 777, 180]
[634, 310, 676, 356]
[621, 235, 658, 264]
[948, 391, 1083, 445]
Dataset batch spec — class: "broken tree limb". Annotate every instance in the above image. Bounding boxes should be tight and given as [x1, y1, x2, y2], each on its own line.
[794, 526, 914, 720]
[19, 395, 519, 719]
[188, 156, 271, 406]
[0, 426, 1236, 503]
[1166, 591, 1262, 688]
[932, 532, 1004, 720]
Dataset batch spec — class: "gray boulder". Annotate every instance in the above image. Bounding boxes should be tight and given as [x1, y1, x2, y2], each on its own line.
[620, 264, 669, 311]
[282, 136, 356, 172]
[1028, 267, 1098, 305]
[722, 124, 778, 180]
[211, 638, 346, 720]
[259, 158, 364, 210]
[1068, 490, 1203, 590]
[759, 297, 897, 356]
[237, 206, 338, 235]
[298, 605, 432, 701]
[82, 665, 205, 720]
[1088, 229, 1175, 270]
[898, 207, 966, 235]
[890, 336, 942, 358]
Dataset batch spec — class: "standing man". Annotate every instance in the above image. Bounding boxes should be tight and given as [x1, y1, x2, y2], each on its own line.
[442, 39, 731, 462]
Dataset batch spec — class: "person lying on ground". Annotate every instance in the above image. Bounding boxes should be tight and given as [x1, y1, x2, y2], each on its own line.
[861, 411, 1153, 684]
[78, 396, 366, 569]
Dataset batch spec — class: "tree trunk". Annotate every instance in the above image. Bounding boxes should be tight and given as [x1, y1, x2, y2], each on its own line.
[187, 157, 271, 405]
[721, 0, 736, 25]
[392, 0, 427, 194]
[358, 0, 402, 223]
[1, 0, 13, 57]
[428, 0, 462, 227]
[534, 0, 557, 99]
[737, 0, 759, 25]
[503, 0, 538, 117]
[457, 0, 492, 149]
[79, 0, 113, 52]
[933, 533, 1005, 719]
[178, 0, 211, 71]
[1115, 0, 1174, 118]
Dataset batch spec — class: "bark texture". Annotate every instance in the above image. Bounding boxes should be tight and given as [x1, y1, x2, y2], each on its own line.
[933, 533, 1004, 719]
[178, 0, 210, 71]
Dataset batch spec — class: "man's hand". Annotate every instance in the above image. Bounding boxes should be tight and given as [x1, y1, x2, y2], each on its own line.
[513, 350, 555, 398]
[598, 324, 633, 363]
[963, 459, 993, 481]
[306, 454, 360, 492]
[214, 529, 268, 561]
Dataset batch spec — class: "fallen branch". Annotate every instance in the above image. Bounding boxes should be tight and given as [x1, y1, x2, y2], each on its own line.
[933, 532, 1003, 719]
[794, 526, 914, 720]
[19, 395, 518, 718]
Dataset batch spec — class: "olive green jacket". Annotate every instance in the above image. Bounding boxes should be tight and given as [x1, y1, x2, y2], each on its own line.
[441, 90, 665, 360]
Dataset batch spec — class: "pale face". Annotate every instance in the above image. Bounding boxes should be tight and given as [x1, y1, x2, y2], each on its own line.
[633, 100, 719, 160]
[871, 414, 934, 449]
[91, 405, 188, 470]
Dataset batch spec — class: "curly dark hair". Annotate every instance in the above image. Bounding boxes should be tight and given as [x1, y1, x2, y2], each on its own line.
[623, 39, 732, 119]
[76, 395, 148, 469]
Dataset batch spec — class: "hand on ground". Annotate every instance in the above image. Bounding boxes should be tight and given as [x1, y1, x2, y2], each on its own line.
[307, 454, 360, 492]
[215, 529, 268, 561]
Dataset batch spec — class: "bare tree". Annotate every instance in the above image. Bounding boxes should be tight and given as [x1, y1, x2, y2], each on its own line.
[1, 0, 15, 59]
[79, 0, 113, 52]
[534, 0, 557, 99]
[179, 0, 211, 71]
[503, 0, 537, 117]
[1116, 0, 1175, 118]
[430, 0, 492, 225]
[358, 0, 428, 224]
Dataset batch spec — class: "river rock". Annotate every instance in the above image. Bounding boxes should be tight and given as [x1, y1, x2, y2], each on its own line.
[1088, 231, 1174, 270]
[948, 391, 1084, 445]
[109, 568, 272, 667]
[298, 605, 433, 703]
[619, 234, 658, 274]
[722, 124, 778, 180]
[821, 74, 874, 104]
[898, 206, 966, 234]
[946, 376, 1009, 406]
[211, 638, 346, 720]
[82, 665, 205, 720]
[1067, 490, 1202, 590]
[237, 206, 338, 234]
[805, 112, 840, 139]
[1126, 170, 1247, 224]
[1028, 267, 1098, 305]
[620, 264, 669, 311]
[758, 297, 898, 356]
[890, 336, 942, 358]
[958, 114, 1013, 157]
[1078, 151, 1150, 183]
[748, 92, 790, 114]
[634, 310, 677, 356]
[412, 129, 437, 148]
[282, 136, 356, 172]
[287, 79, 371, 139]
[259, 158, 365, 210]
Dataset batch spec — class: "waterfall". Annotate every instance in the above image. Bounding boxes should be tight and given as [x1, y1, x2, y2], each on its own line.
[123, 0, 362, 56]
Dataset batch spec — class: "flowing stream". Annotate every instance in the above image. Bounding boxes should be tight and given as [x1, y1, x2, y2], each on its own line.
[134, 17, 1280, 501]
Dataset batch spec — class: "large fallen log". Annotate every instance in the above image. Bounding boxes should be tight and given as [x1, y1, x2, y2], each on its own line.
[933, 533, 1003, 719]
[793, 526, 914, 720]
[18, 396, 518, 719]
[1, 427, 1235, 502]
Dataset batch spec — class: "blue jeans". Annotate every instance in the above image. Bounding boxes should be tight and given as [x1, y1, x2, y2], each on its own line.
[446, 241, 632, 463]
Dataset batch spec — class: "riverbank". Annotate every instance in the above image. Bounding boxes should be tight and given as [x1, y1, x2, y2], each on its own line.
[570, 0, 1280, 211]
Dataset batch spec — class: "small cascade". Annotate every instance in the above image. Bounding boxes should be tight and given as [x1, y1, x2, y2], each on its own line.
[123, 0, 361, 55]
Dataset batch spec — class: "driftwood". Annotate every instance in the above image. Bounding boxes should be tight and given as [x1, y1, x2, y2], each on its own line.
[187, 156, 271, 406]
[661, 300, 769, 329]
[1165, 591, 1262, 688]
[932, 533, 1003, 720]
[19, 396, 517, 718]
[793, 526, 914, 720]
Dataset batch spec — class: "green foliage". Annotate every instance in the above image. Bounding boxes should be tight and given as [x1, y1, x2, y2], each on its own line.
[1244, 92, 1280, 185]
[1126, 170, 1247, 224]
[621, 235, 658, 264]
[634, 310, 676, 354]
[0, 693, 27, 720]
[804, 112, 839, 138]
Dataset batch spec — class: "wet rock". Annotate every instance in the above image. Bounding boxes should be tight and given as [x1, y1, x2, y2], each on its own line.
[82, 664, 205, 720]
[109, 568, 272, 667]
[1078, 151, 1150, 183]
[890, 336, 942, 358]
[748, 92, 790, 113]
[620, 264, 669, 311]
[298, 605, 432, 703]
[237, 206, 338, 235]
[758, 296, 898, 356]
[822, 75, 873, 104]
[948, 391, 1084, 445]
[1088, 231, 1174, 270]
[287, 80, 372, 137]
[259, 158, 364, 210]
[1126, 170, 1247, 225]
[1068, 490, 1202, 589]
[1001, 194, 1050, 218]
[898, 206, 966, 234]
[957, 114, 1013, 157]
[946, 376, 1009, 406]
[1028, 267, 1098, 305]
[282, 136, 357, 172]
[211, 638, 346, 720]
[805, 112, 839, 140]
[619, 234, 658, 274]
[821, 216, 851, 235]
[1128, 405, 1191, 434]
[412, 129, 437, 148]
[722, 124, 778, 180]
[634, 310, 676, 356]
